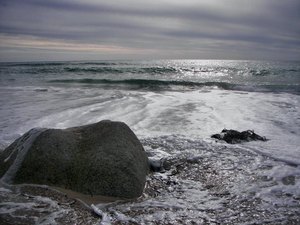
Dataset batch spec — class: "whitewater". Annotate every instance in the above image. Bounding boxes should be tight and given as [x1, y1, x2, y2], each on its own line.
[0, 60, 299, 224]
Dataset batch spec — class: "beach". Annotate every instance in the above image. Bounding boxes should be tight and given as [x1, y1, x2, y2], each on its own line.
[0, 60, 299, 224]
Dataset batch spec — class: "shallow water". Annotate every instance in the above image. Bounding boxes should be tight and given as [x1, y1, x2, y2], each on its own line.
[92, 136, 300, 224]
[1, 86, 299, 165]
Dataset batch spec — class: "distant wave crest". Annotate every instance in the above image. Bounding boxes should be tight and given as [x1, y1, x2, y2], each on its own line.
[63, 66, 177, 74]
[48, 78, 300, 94]
[49, 78, 235, 90]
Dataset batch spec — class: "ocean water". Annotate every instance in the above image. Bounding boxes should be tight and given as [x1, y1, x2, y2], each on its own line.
[0, 60, 299, 224]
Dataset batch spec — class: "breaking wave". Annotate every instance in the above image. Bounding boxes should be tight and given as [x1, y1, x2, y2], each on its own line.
[49, 78, 235, 89]
[48, 78, 300, 93]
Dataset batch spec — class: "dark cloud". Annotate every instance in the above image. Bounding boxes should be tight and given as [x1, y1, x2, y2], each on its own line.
[0, 0, 299, 61]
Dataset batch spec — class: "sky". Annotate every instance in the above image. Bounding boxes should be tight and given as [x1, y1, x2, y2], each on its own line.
[0, 0, 299, 62]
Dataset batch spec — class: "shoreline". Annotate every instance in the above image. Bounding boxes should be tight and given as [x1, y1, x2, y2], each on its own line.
[1, 140, 299, 224]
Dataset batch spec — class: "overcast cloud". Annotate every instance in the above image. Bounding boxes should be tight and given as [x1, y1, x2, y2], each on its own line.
[0, 0, 299, 61]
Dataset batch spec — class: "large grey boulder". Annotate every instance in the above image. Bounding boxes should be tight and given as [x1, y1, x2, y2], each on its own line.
[0, 120, 149, 198]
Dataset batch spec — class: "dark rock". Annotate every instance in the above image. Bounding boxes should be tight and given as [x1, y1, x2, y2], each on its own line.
[282, 175, 295, 185]
[0, 120, 149, 199]
[211, 129, 267, 144]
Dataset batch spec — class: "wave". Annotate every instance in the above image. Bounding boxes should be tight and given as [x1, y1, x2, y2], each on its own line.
[63, 66, 278, 77]
[48, 78, 300, 94]
[63, 66, 177, 74]
[249, 69, 271, 76]
[0, 61, 125, 68]
[2, 61, 299, 79]
[1, 62, 66, 67]
[49, 78, 236, 90]
[64, 67, 124, 74]
[0, 65, 178, 75]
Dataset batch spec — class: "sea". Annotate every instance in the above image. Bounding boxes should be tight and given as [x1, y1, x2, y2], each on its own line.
[0, 60, 299, 224]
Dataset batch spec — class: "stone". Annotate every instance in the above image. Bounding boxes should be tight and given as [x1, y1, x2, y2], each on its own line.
[211, 129, 267, 144]
[0, 120, 149, 199]
[149, 158, 165, 172]
[282, 175, 295, 185]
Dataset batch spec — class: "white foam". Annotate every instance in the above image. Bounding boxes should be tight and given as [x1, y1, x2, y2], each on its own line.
[92, 135, 299, 223]
[0, 202, 37, 214]
[1, 85, 299, 166]
[0, 187, 12, 193]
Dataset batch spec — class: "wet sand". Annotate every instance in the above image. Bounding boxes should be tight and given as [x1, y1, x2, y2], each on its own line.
[0, 184, 104, 225]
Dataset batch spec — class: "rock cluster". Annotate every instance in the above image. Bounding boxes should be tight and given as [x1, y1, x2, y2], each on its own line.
[211, 129, 267, 144]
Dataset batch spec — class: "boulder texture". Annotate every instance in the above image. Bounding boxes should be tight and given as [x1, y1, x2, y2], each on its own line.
[211, 129, 267, 144]
[0, 120, 149, 199]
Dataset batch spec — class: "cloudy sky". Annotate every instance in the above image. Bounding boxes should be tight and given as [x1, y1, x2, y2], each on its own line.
[0, 0, 299, 61]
